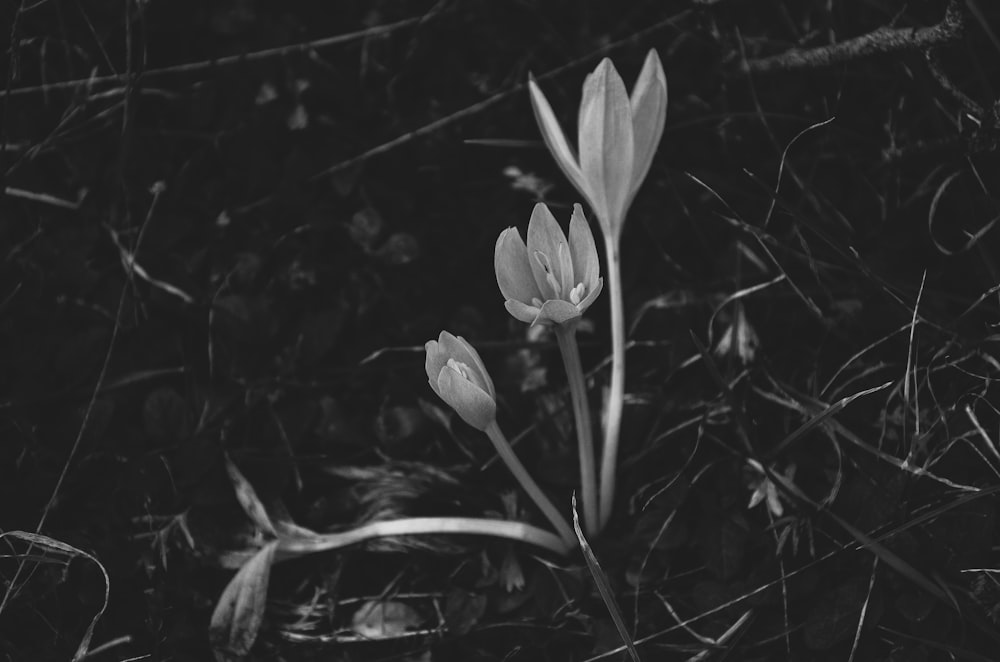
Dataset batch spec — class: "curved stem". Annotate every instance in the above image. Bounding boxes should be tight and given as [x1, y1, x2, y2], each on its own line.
[554, 325, 599, 536]
[599, 232, 625, 528]
[269, 516, 571, 562]
[484, 420, 577, 550]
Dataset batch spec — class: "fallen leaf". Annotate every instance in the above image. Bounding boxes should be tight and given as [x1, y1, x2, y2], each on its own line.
[209, 540, 278, 661]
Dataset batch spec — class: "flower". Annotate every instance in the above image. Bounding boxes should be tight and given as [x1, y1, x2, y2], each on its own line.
[528, 49, 667, 239]
[495, 203, 603, 326]
[425, 331, 497, 431]
[745, 459, 795, 518]
[715, 302, 759, 364]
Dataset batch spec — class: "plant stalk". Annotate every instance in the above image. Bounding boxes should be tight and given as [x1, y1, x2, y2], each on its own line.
[484, 420, 577, 550]
[554, 325, 599, 536]
[599, 232, 626, 528]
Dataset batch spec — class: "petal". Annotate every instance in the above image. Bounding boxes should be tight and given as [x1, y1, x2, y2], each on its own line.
[567, 204, 600, 290]
[627, 49, 667, 204]
[528, 76, 596, 208]
[445, 334, 494, 398]
[504, 299, 543, 325]
[536, 299, 582, 325]
[526, 203, 570, 300]
[576, 276, 603, 314]
[424, 337, 448, 397]
[495, 227, 543, 305]
[437, 365, 497, 431]
[579, 59, 634, 238]
[766, 484, 784, 517]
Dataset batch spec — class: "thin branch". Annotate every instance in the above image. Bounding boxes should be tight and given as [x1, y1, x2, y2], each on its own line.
[230, 10, 691, 217]
[925, 47, 984, 118]
[0, 15, 428, 98]
[742, 0, 966, 74]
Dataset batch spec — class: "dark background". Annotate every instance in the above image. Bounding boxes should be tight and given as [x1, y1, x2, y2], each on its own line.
[2, 1, 1000, 660]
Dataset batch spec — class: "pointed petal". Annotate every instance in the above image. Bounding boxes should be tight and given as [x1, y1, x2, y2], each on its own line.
[528, 76, 595, 207]
[424, 337, 448, 397]
[504, 299, 543, 325]
[437, 366, 496, 431]
[495, 227, 543, 305]
[578, 59, 634, 237]
[555, 239, 574, 296]
[567, 204, 600, 290]
[627, 49, 667, 203]
[576, 276, 603, 314]
[439, 332, 494, 397]
[536, 299, 582, 325]
[766, 485, 784, 517]
[526, 203, 570, 300]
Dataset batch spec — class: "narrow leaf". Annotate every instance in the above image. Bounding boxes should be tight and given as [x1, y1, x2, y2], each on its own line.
[2, 531, 110, 662]
[572, 495, 642, 662]
[225, 455, 277, 536]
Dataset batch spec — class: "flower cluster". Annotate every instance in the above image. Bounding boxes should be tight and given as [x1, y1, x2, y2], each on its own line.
[424, 50, 667, 544]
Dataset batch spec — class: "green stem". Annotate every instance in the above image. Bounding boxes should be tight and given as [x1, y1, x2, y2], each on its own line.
[554, 325, 599, 536]
[484, 420, 577, 550]
[599, 233, 625, 528]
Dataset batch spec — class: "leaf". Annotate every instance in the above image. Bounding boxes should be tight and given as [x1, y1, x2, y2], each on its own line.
[572, 495, 642, 662]
[209, 540, 278, 661]
[351, 600, 422, 639]
[0, 531, 110, 662]
[225, 456, 277, 536]
[347, 207, 384, 249]
[375, 232, 420, 265]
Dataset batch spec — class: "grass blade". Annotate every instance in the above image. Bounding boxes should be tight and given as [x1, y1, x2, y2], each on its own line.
[572, 494, 641, 662]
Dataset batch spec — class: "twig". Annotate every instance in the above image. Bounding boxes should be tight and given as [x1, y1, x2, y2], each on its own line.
[4, 186, 81, 209]
[0, 15, 427, 99]
[742, 0, 966, 74]
[231, 10, 691, 217]
[925, 47, 984, 118]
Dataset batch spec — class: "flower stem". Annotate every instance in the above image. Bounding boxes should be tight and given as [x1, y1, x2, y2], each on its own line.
[484, 420, 577, 550]
[599, 233, 625, 528]
[554, 325, 599, 536]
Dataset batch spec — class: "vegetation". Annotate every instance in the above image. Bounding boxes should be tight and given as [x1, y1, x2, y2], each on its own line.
[2, 1, 1000, 660]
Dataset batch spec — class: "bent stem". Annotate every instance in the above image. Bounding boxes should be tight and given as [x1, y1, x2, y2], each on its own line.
[484, 420, 577, 550]
[554, 325, 599, 536]
[599, 233, 625, 528]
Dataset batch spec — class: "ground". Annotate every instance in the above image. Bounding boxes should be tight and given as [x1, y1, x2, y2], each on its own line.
[2, 1, 1000, 660]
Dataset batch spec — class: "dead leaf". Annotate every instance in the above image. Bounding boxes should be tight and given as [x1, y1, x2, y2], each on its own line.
[209, 540, 279, 661]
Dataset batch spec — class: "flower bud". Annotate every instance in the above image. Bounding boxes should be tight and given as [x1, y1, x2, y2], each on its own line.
[425, 331, 497, 431]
